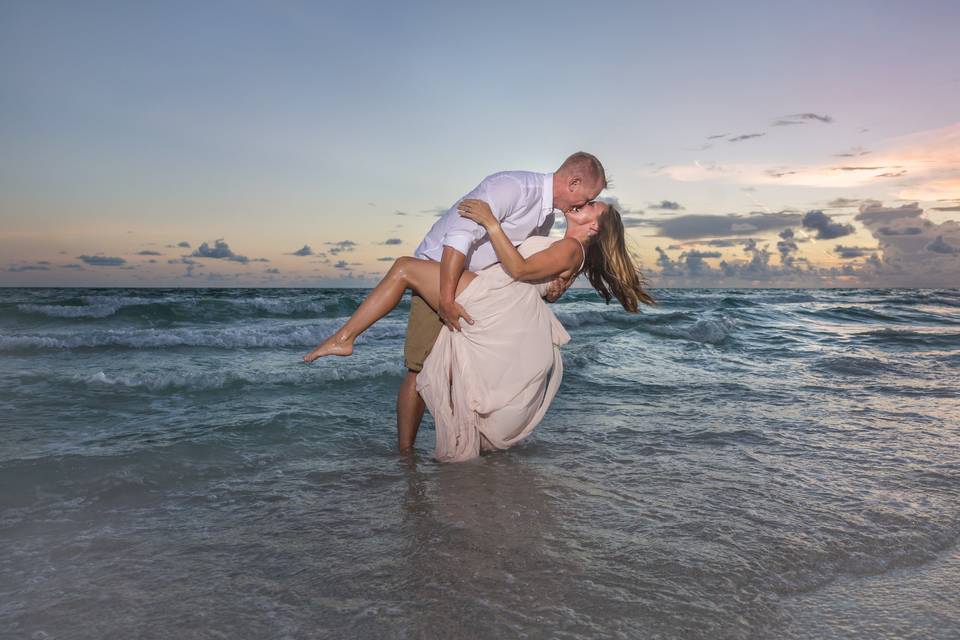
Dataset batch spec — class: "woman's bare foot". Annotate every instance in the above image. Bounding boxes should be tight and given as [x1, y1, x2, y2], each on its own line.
[302, 334, 354, 363]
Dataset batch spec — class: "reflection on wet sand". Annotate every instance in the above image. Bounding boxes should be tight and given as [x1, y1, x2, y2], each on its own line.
[394, 450, 582, 637]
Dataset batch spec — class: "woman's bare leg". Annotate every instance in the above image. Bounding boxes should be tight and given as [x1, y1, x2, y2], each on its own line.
[303, 257, 476, 362]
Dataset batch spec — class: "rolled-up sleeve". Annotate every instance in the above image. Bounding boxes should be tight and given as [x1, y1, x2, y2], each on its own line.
[441, 174, 523, 256]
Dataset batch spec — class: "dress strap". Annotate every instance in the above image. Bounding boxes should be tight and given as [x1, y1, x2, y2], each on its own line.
[573, 238, 586, 273]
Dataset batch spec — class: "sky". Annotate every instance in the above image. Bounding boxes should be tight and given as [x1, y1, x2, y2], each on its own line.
[2, 0, 959, 288]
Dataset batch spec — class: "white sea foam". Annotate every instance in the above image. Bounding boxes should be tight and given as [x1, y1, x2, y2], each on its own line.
[17, 303, 122, 319]
[672, 316, 737, 344]
[0, 321, 406, 351]
[555, 309, 692, 328]
[80, 361, 404, 391]
[17, 295, 157, 319]
[15, 294, 363, 320]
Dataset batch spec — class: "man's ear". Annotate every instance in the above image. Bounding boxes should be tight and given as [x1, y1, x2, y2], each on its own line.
[569, 177, 582, 191]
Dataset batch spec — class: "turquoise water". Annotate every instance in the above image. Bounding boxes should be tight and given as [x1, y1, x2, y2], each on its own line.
[1, 287, 959, 638]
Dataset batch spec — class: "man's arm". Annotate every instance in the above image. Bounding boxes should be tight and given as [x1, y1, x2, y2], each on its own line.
[438, 175, 524, 260]
[437, 246, 474, 331]
[435, 175, 522, 331]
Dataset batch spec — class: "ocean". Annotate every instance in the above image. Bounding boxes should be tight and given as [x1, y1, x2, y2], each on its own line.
[1, 286, 958, 639]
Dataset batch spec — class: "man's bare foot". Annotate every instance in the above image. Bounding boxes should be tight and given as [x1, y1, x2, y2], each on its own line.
[302, 335, 354, 363]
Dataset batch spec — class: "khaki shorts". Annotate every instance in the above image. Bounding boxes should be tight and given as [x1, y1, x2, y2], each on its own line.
[404, 294, 445, 372]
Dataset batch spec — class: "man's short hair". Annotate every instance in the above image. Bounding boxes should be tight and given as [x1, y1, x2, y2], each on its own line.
[559, 151, 607, 189]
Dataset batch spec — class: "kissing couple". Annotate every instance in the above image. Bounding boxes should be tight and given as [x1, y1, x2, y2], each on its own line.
[304, 152, 654, 462]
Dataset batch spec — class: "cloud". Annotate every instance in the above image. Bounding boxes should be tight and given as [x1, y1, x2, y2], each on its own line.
[827, 197, 880, 209]
[766, 169, 797, 178]
[640, 212, 802, 240]
[265, 268, 281, 274]
[325, 240, 357, 255]
[855, 202, 960, 286]
[801, 210, 856, 239]
[729, 133, 765, 142]
[932, 205, 960, 212]
[772, 113, 834, 126]
[666, 238, 758, 249]
[777, 228, 800, 266]
[679, 250, 721, 275]
[648, 200, 684, 211]
[651, 235, 838, 287]
[78, 255, 127, 266]
[834, 245, 880, 259]
[654, 237, 806, 284]
[394, 211, 408, 216]
[834, 147, 871, 158]
[60, 264, 85, 270]
[596, 195, 640, 215]
[201, 272, 241, 282]
[333, 260, 350, 270]
[137, 250, 162, 256]
[644, 199, 960, 285]
[377, 256, 395, 261]
[291, 245, 313, 256]
[382, 238, 402, 245]
[720, 239, 778, 278]
[169, 256, 204, 277]
[926, 235, 959, 254]
[659, 122, 960, 193]
[706, 133, 728, 140]
[854, 202, 924, 225]
[191, 239, 250, 263]
[877, 226, 923, 236]
[177, 241, 191, 248]
[7, 263, 50, 272]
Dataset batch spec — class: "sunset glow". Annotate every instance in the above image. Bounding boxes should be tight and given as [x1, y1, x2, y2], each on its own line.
[3, 2, 959, 288]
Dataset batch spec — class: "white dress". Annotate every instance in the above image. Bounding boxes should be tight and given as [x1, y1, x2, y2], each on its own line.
[416, 236, 579, 462]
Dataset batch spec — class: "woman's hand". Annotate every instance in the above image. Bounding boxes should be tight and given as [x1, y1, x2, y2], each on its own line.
[457, 199, 499, 231]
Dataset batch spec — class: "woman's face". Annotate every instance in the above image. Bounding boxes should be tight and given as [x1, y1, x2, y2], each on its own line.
[565, 201, 607, 237]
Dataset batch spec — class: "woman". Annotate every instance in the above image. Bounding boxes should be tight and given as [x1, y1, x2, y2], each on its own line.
[303, 199, 654, 461]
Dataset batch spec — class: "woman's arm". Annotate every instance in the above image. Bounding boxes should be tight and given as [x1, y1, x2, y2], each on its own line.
[457, 199, 580, 281]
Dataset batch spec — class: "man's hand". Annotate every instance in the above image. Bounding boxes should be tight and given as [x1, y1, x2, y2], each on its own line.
[438, 246, 472, 331]
[438, 297, 474, 332]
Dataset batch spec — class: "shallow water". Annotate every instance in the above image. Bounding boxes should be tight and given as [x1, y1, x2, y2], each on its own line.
[1, 287, 958, 639]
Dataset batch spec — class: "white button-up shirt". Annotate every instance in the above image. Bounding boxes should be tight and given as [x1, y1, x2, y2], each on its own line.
[414, 171, 556, 272]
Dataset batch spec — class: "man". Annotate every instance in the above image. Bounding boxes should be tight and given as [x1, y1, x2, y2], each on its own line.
[397, 151, 607, 451]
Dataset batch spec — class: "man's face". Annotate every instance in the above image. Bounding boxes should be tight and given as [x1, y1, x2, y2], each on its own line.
[556, 176, 604, 213]
[564, 200, 607, 230]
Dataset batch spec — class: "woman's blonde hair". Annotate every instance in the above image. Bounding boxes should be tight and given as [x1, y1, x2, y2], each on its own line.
[580, 206, 655, 312]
